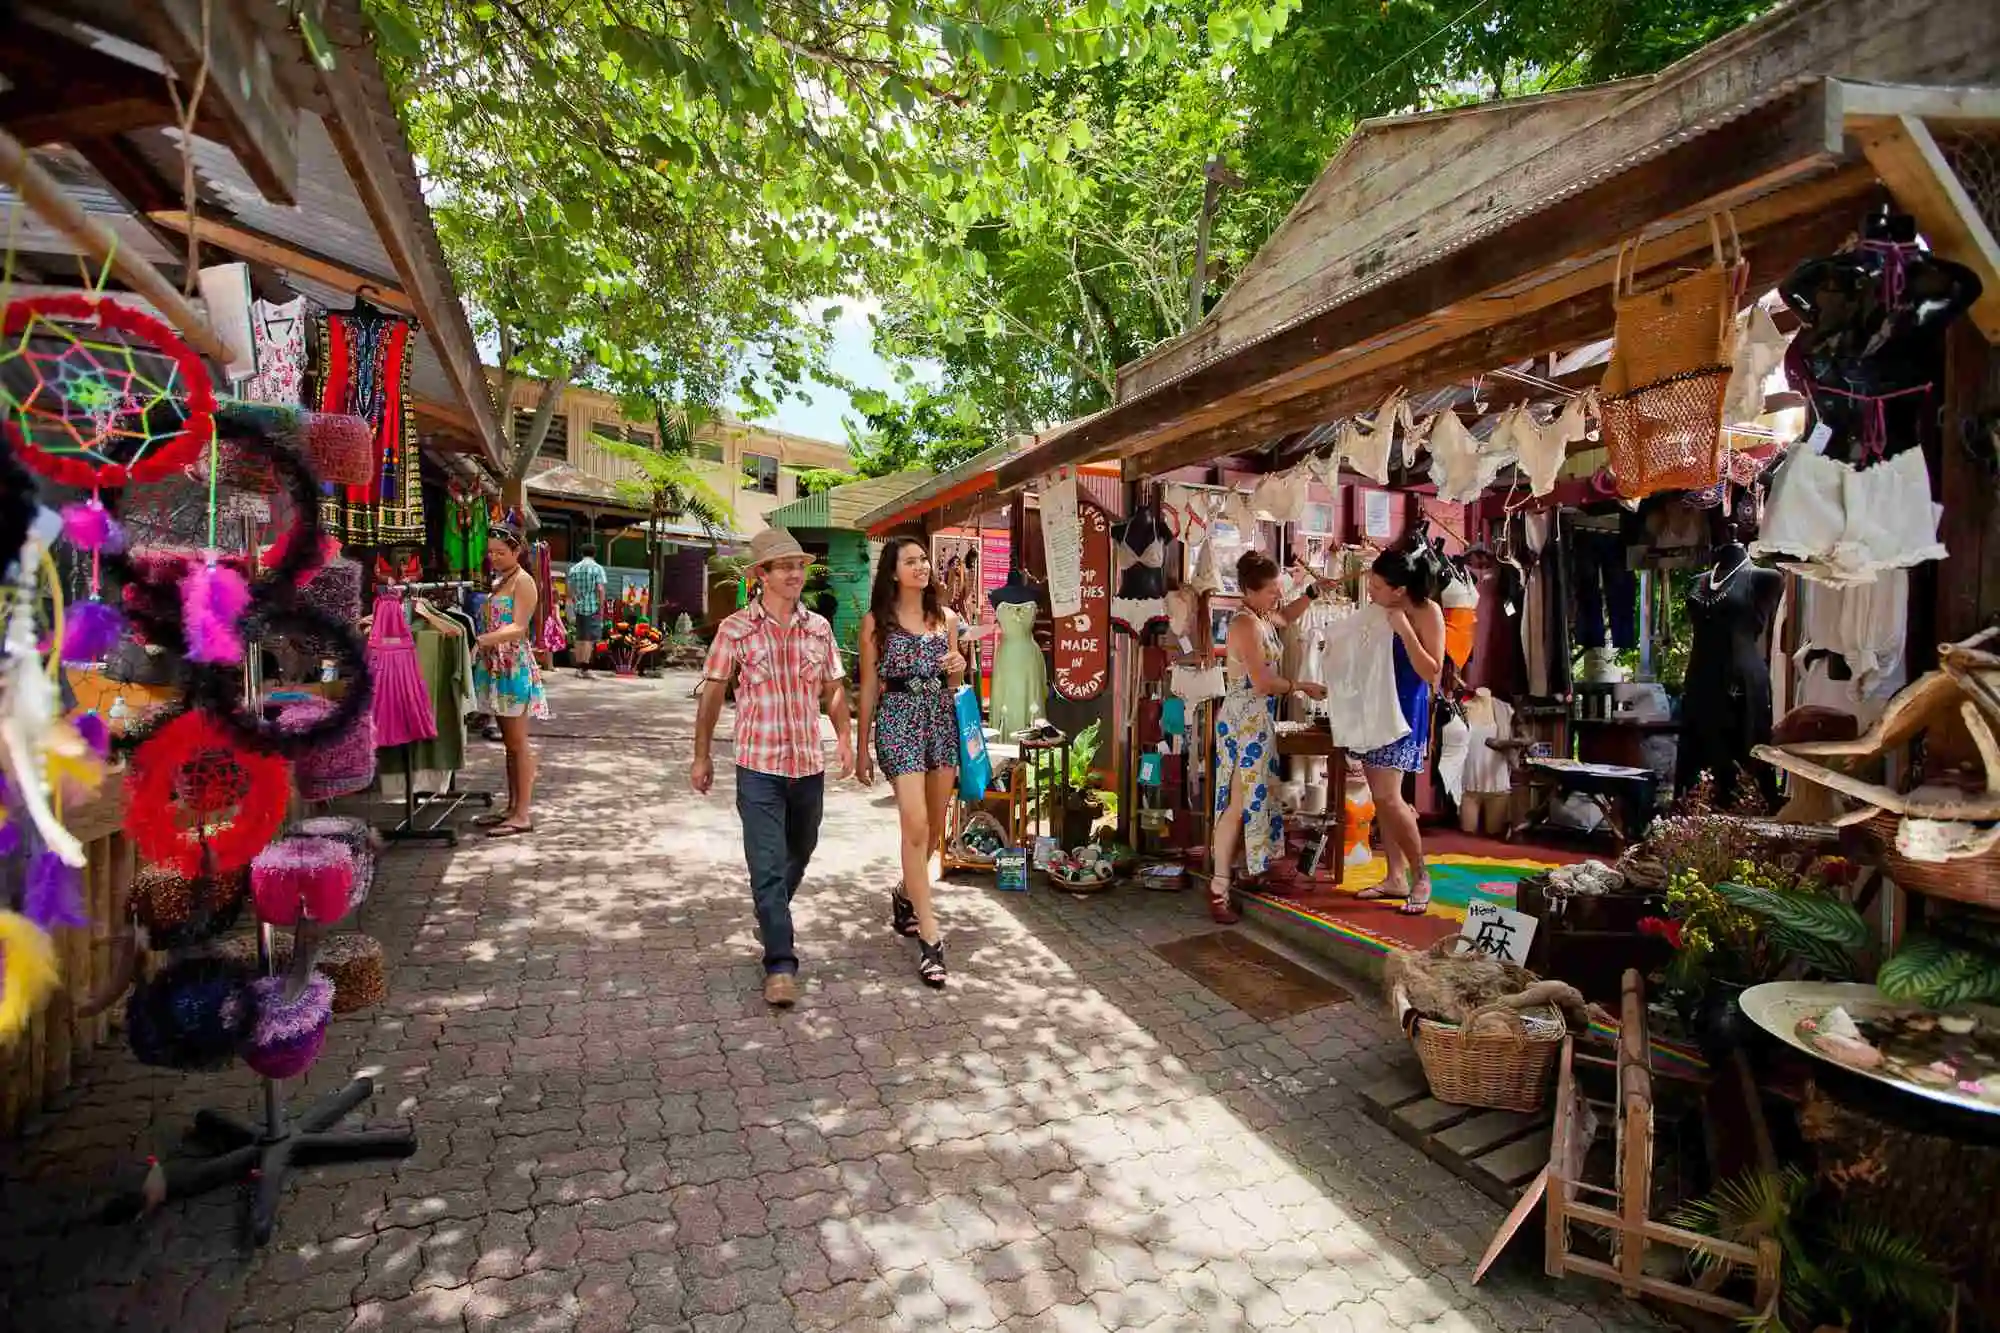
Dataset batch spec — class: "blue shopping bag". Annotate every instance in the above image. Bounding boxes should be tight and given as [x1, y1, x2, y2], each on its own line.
[954, 686, 992, 802]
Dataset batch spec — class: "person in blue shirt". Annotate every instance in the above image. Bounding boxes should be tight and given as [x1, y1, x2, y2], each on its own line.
[567, 545, 609, 678]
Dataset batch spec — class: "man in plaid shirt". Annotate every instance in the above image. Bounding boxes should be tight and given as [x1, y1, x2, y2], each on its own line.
[565, 545, 608, 678]
[692, 527, 853, 1008]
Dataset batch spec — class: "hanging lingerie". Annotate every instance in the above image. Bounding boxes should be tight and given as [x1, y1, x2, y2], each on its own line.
[1339, 391, 1411, 486]
[1251, 464, 1310, 525]
[1750, 445, 1945, 586]
[1427, 408, 1511, 503]
[1723, 304, 1790, 426]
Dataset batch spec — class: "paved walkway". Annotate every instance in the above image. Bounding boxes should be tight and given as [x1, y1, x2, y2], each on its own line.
[0, 672, 1660, 1332]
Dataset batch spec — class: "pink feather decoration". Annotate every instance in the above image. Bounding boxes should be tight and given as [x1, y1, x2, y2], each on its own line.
[182, 562, 252, 664]
[60, 499, 114, 552]
[61, 599, 124, 664]
[25, 851, 88, 929]
[251, 838, 356, 925]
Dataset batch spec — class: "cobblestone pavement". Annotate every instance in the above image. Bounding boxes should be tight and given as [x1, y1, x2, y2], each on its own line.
[0, 672, 1662, 1332]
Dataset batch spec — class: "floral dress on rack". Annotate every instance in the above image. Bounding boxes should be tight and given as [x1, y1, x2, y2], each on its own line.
[473, 586, 549, 720]
[1214, 612, 1284, 876]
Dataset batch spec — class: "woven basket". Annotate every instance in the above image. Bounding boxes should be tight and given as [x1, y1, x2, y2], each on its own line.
[1406, 994, 1565, 1113]
[1602, 217, 1743, 397]
[1602, 367, 1730, 499]
[1857, 810, 2000, 909]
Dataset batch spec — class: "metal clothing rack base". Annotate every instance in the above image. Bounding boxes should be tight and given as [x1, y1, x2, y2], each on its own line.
[382, 742, 493, 848]
[100, 926, 416, 1246]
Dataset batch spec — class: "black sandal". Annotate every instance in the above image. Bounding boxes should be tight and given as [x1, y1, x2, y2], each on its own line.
[917, 937, 947, 989]
[891, 885, 920, 939]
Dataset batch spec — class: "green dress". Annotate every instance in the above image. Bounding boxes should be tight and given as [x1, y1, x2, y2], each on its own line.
[988, 599, 1046, 737]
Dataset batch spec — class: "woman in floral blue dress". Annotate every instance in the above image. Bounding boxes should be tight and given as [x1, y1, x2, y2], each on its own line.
[1208, 552, 1327, 923]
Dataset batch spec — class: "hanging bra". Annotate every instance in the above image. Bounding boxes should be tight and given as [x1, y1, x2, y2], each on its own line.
[1251, 464, 1311, 525]
[1427, 410, 1508, 503]
[1338, 391, 1410, 486]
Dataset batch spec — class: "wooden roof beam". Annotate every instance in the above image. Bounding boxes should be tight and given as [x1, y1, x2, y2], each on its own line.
[148, 210, 416, 313]
[1128, 203, 1862, 479]
[998, 84, 1848, 492]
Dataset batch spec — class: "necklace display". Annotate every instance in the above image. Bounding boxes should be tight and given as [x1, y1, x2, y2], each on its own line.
[1707, 553, 1751, 591]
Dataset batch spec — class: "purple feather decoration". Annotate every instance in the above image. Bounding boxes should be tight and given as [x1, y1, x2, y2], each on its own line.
[74, 711, 111, 760]
[61, 599, 124, 665]
[0, 819, 19, 858]
[25, 851, 88, 929]
[60, 499, 113, 552]
[183, 562, 251, 665]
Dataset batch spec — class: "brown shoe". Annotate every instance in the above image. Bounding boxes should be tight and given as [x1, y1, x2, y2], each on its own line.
[762, 972, 799, 1008]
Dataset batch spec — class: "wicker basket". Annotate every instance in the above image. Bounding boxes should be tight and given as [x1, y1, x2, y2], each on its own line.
[1602, 367, 1730, 499]
[1404, 994, 1565, 1113]
[1856, 809, 2000, 909]
[1602, 218, 1742, 397]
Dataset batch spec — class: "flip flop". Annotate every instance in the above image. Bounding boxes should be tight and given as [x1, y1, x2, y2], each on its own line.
[1355, 883, 1410, 902]
[1399, 883, 1433, 916]
[486, 822, 535, 838]
[472, 812, 511, 828]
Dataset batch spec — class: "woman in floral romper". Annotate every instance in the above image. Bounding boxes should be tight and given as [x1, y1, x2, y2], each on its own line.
[1208, 551, 1328, 924]
[856, 537, 966, 987]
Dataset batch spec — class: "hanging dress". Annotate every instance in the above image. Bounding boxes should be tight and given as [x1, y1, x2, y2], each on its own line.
[1213, 613, 1285, 877]
[472, 577, 549, 720]
[368, 593, 438, 748]
[988, 599, 1046, 737]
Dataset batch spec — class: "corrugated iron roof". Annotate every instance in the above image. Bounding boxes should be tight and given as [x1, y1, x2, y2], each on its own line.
[767, 468, 933, 532]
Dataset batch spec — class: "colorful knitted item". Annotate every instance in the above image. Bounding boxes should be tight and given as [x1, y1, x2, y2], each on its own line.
[250, 837, 355, 926]
[127, 957, 253, 1070]
[280, 698, 377, 802]
[295, 816, 379, 908]
[130, 865, 247, 950]
[241, 972, 333, 1079]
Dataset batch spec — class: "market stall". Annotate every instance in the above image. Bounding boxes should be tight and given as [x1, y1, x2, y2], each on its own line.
[0, 0, 508, 1246]
[937, 0, 2000, 1321]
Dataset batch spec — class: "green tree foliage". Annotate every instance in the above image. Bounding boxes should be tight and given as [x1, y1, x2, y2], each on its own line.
[872, 0, 1774, 437]
[840, 376, 994, 477]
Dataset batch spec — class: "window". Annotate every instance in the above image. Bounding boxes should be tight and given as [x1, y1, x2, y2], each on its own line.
[512, 411, 569, 461]
[621, 425, 654, 449]
[742, 452, 779, 495]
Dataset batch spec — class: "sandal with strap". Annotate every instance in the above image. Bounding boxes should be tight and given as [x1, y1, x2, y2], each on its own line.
[1357, 879, 1410, 902]
[1399, 878, 1433, 916]
[917, 937, 948, 989]
[891, 885, 920, 939]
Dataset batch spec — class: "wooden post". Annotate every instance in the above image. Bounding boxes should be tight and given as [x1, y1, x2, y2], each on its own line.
[0, 125, 239, 365]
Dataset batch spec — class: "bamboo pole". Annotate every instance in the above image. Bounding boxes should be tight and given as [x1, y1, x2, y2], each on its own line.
[0, 124, 239, 365]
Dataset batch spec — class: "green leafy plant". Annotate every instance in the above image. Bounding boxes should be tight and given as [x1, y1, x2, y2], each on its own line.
[1712, 878, 1868, 981]
[1876, 931, 2000, 1009]
[1673, 1167, 1955, 1332]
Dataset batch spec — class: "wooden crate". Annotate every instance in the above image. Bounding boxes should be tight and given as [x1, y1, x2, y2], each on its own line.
[0, 786, 134, 1136]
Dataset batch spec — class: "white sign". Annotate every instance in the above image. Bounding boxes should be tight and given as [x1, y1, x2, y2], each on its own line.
[1362, 489, 1394, 540]
[1041, 473, 1083, 618]
[1458, 899, 1538, 965]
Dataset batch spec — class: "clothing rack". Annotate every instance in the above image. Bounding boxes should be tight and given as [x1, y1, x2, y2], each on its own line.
[375, 579, 494, 848]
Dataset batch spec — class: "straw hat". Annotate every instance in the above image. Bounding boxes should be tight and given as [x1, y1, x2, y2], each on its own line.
[747, 527, 812, 572]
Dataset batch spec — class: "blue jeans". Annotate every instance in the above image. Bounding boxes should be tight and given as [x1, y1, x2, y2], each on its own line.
[734, 768, 824, 975]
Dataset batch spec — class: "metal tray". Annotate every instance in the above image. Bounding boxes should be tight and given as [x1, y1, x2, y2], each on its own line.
[1740, 981, 2000, 1117]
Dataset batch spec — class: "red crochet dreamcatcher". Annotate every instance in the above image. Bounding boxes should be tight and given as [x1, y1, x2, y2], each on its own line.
[0, 294, 217, 489]
[124, 711, 291, 877]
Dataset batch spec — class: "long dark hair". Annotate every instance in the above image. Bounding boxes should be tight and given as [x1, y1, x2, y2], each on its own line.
[870, 536, 944, 658]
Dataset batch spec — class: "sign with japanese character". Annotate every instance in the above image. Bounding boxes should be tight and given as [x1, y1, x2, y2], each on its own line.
[1459, 899, 1537, 965]
[1052, 500, 1111, 701]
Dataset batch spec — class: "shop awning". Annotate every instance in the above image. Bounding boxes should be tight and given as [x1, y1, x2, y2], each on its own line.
[0, 0, 508, 476]
[767, 469, 933, 532]
[993, 0, 2000, 490]
[857, 438, 1056, 535]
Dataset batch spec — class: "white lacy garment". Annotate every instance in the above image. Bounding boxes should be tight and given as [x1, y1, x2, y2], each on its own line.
[1751, 446, 1945, 586]
[1316, 604, 1410, 753]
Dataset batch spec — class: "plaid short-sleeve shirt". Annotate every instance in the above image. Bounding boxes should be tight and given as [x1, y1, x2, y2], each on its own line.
[702, 599, 843, 778]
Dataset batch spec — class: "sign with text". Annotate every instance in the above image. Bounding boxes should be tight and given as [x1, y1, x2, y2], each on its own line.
[1459, 899, 1538, 965]
[1052, 501, 1111, 701]
[1041, 472, 1083, 617]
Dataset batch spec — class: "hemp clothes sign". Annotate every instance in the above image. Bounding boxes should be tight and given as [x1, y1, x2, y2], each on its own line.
[1041, 472, 1083, 617]
[1053, 501, 1111, 701]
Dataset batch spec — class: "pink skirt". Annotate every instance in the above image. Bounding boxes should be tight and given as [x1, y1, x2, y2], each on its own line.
[367, 596, 437, 748]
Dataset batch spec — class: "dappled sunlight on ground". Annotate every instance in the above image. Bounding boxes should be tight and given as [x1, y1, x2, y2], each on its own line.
[0, 671, 1661, 1332]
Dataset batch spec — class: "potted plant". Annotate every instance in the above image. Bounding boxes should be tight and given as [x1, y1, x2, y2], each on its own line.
[1056, 720, 1118, 848]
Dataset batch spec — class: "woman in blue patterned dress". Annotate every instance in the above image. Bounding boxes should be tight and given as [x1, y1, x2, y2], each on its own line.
[856, 537, 965, 987]
[1353, 548, 1447, 915]
[1208, 552, 1328, 924]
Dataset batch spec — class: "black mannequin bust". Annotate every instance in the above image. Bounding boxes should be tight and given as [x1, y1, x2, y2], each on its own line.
[1678, 540, 1784, 808]
[988, 564, 1041, 608]
[1781, 205, 1983, 465]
